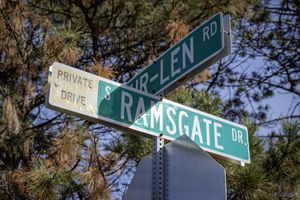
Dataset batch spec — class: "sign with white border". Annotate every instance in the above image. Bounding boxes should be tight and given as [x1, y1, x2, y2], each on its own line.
[127, 13, 229, 96]
[46, 62, 250, 165]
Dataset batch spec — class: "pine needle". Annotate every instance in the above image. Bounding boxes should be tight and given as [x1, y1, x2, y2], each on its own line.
[12, 167, 57, 200]
[2, 97, 21, 134]
[11, 1, 26, 33]
[50, 128, 87, 168]
[58, 45, 80, 65]
[91, 60, 115, 80]
[166, 10, 189, 44]
[193, 69, 212, 83]
[44, 35, 65, 56]
[83, 167, 110, 200]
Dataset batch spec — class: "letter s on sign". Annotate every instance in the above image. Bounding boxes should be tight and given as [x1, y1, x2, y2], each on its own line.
[105, 86, 111, 100]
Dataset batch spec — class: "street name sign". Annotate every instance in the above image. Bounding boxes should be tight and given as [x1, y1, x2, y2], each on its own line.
[127, 13, 231, 96]
[46, 62, 250, 164]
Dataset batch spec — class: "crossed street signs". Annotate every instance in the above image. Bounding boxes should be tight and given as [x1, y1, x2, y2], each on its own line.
[46, 62, 250, 164]
[46, 13, 249, 165]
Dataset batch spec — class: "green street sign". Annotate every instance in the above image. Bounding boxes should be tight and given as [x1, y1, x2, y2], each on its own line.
[47, 63, 250, 165]
[127, 13, 229, 96]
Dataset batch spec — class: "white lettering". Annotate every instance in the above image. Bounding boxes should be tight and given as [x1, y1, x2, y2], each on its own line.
[203, 118, 212, 146]
[232, 128, 237, 141]
[150, 101, 163, 131]
[191, 116, 203, 144]
[178, 111, 189, 136]
[160, 59, 169, 85]
[182, 37, 194, 69]
[104, 86, 111, 101]
[238, 130, 244, 144]
[120, 91, 133, 122]
[214, 122, 223, 150]
[210, 21, 217, 37]
[166, 107, 176, 135]
[134, 97, 148, 127]
[171, 47, 181, 77]
[135, 79, 139, 90]
[203, 26, 210, 42]
[140, 73, 149, 93]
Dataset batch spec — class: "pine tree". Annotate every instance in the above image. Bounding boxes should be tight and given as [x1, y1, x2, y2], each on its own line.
[0, 0, 299, 199]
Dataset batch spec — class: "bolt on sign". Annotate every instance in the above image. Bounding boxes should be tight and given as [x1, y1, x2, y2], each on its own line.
[127, 12, 230, 96]
[46, 62, 250, 165]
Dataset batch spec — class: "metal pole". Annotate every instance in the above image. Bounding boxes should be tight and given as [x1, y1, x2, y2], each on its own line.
[152, 135, 164, 200]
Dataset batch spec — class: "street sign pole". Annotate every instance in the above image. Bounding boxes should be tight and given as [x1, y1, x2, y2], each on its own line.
[125, 13, 232, 199]
[151, 136, 164, 200]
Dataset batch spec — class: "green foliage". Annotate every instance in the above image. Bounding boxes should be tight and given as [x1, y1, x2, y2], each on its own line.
[106, 133, 152, 163]
[0, 0, 299, 199]
[241, 118, 264, 160]
[228, 164, 274, 200]
[225, 120, 300, 199]
[168, 88, 223, 117]
[263, 120, 300, 198]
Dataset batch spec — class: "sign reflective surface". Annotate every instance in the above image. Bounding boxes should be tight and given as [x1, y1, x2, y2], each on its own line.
[127, 13, 225, 96]
[47, 62, 250, 164]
